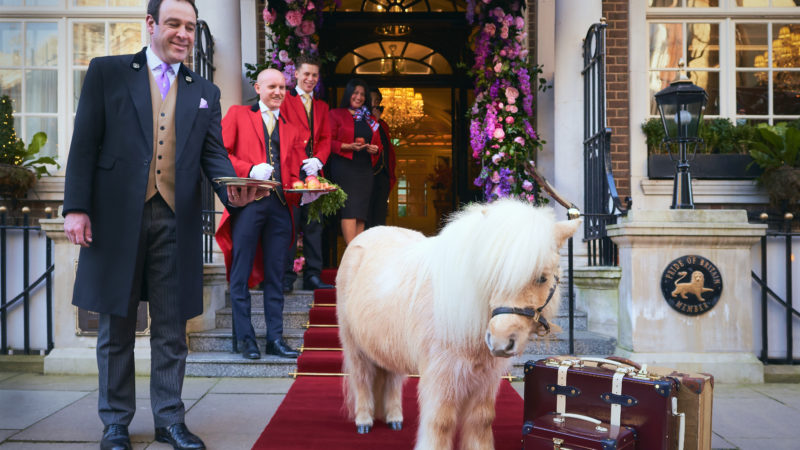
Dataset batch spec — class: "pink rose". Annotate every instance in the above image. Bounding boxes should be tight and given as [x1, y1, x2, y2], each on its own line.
[527, 194, 535, 203]
[492, 7, 505, 19]
[505, 86, 519, 102]
[505, 104, 518, 113]
[485, 151, 491, 156]
[491, 171, 501, 183]
[505, 116, 514, 124]
[500, 49, 507, 57]
[500, 25, 509, 39]
[293, 256, 305, 273]
[484, 23, 496, 36]
[504, 15, 513, 26]
[491, 144, 500, 149]
[515, 16, 525, 29]
[306, 1, 315, 10]
[295, 20, 315, 36]
[262, 8, 275, 24]
[522, 180, 534, 192]
[514, 136, 525, 145]
[494, 62, 503, 73]
[285, 10, 303, 27]
[278, 50, 290, 63]
[491, 153, 502, 164]
[493, 128, 505, 141]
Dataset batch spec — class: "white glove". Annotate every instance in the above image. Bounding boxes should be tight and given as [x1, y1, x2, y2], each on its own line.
[301, 192, 323, 205]
[301, 157, 324, 177]
[249, 163, 274, 180]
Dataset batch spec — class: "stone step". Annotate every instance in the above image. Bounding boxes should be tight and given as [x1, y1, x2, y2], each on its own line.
[226, 290, 314, 309]
[185, 352, 297, 378]
[188, 327, 307, 352]
[184, 330, 615, 378]
[214, 304, 313, 330]
[211, 303, 588, 332]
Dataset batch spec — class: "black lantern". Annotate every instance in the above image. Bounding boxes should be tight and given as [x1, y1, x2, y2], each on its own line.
[654, 67, 708, 209]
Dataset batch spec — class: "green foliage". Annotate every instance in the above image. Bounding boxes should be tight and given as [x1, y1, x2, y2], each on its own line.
[306, 177, 348, 224]
[643, 116, 752, 155]
[747, 123, 800, 171]
[641, 118, 665, 152]
[0, 95, 58, 179]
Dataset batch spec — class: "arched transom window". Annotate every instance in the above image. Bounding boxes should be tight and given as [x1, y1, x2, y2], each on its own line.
[327, 0, 466, 12]
[335, 41, 453, 75]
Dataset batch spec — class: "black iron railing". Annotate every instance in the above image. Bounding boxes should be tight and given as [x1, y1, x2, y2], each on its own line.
[752, 211, 798, 365]
[0, 207, 54, 355]
[194, 19, 220, 264]
[582, 21, 630, 267]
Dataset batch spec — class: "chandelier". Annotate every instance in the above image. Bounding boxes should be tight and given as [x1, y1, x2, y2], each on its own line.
[379, 87, 425, 134]
[753, 24, 800, 91]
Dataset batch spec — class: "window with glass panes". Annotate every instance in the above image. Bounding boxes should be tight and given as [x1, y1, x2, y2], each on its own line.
[0, 0, 145, 166]
[647, 0, 799, 125]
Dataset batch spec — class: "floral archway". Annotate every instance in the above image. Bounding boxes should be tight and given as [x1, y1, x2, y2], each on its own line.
[256, 0, 548, 204]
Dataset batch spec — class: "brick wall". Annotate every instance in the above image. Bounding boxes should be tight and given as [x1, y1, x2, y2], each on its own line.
[602, 0, 631, 201]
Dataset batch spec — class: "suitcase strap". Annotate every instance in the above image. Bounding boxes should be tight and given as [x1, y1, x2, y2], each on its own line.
[610, 370, 625, 426]
[672, 397, 686, 450]
[556, 363, 569, 414]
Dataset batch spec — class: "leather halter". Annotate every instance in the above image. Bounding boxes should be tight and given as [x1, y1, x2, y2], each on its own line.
[490, 275, 559, 335]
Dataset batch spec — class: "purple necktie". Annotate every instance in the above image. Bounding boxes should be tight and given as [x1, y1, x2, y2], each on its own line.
[157, 62, 173, 100]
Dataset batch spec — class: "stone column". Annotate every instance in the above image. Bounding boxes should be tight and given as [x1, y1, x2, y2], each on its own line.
[195, 0, 243, 112]
[550, 0, 601, 237]
[573, 266, 621, 337]
[607, 210, 767, 383]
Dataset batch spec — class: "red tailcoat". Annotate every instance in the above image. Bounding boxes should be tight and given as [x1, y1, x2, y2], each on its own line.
[328, 108, 382, 166]
[377, 118, 397, 189]
[280, 90, 332, 167]
[215, 104, 306, 287]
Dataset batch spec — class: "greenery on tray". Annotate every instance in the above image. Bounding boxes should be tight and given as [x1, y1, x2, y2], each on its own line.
[306, 177, 347, 224]
[642, 117, 760, 155]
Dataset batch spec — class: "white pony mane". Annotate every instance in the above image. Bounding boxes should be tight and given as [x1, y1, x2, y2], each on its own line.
[419, 198, 558, 344]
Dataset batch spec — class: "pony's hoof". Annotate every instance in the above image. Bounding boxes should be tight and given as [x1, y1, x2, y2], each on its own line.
[356, 425, 372, 434]
[388, 421, 403, 431]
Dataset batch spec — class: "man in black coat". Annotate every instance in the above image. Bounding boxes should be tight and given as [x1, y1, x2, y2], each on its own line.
[62, 1, 256, 449]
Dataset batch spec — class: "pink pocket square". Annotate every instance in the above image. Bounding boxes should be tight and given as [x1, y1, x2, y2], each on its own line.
[199, 98, 209, 109]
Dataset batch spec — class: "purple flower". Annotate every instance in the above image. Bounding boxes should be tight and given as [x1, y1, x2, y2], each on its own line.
[522, 180, 534, 192]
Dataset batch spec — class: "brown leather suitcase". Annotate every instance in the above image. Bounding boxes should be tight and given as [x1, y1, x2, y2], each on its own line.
[523, 357, 683, 450]
[523, 412, 636, 449]
[647, 367, 713, 450]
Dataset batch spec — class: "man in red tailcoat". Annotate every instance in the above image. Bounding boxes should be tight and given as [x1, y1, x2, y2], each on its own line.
[280, 55, 334, 292]
[215, 68, 307, 360]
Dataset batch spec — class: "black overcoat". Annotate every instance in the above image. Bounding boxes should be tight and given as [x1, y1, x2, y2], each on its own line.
[63, 48, 234, 320]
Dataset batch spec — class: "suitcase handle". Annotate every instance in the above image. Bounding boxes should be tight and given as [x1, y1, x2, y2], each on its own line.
[577, 357, 637, 372]
[604, 356, 643, 371]
[556, 413, 602, 425]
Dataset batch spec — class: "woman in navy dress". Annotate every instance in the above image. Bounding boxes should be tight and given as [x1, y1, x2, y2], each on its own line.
[328, 78, 383, 244]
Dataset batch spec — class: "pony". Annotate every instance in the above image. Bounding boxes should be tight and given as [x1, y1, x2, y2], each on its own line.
[336, 199, 581, 449]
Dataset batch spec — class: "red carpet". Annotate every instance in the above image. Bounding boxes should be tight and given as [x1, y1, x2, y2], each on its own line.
[252, 377, 525, 449]
[252, 269, 525, 449]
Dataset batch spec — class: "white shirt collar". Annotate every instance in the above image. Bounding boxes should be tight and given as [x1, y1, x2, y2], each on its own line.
[295, 86, 313, 99]
[145, 47, 181, 77]
[258, 100, 280, 119]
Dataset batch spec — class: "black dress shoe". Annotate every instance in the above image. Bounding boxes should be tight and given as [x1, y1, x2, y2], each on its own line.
[101, 424, 131, 450]
[240, 338, 260, 360]
[265, 337, 299, 358]
[303, 274, 333, 290]
[155, 423, 205, 450]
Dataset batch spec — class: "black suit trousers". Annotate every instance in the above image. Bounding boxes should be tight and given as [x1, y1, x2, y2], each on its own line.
[229, 195, 292, 342]
[97, 194, 187, 428]
[284, 202, 324, 284]
[367, 171, 392, 229]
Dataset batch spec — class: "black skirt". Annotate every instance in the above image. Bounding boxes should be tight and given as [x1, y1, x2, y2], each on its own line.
[329, 119, 374, 220]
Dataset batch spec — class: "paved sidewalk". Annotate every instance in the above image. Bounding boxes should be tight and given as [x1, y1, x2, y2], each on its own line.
[1, 372, 799, 449]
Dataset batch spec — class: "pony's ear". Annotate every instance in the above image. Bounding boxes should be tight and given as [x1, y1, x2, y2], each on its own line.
[554, 218, 582, 248]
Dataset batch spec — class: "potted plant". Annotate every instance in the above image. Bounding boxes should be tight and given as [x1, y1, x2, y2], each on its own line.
[0, 95, 56, 200]
[643, 117, 762, 179]
[747, 122, 800, 211]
